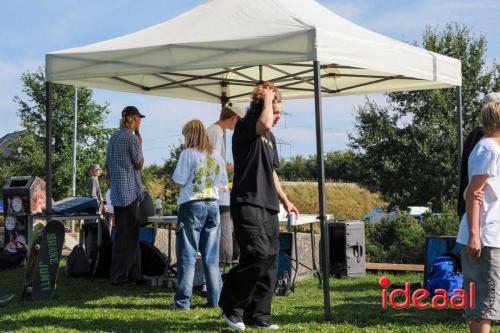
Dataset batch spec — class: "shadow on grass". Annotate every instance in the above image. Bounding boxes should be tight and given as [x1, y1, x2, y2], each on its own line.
[0, 316, 234, 333]
[274, 303, 463, 329]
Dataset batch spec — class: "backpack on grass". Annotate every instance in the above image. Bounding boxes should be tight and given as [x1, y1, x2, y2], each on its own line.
[140, 241, 168, 276]
[426, 255, 463, 297]
[66, 245, 91, 277]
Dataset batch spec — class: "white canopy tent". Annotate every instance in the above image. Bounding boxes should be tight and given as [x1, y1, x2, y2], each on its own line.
[44, 0, 462, 320]
[46, 0, 461, 101]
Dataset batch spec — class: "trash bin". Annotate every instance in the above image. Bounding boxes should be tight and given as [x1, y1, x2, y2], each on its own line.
[3, 176, 46, 245]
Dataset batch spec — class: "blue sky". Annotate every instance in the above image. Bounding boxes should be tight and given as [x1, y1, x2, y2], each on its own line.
[1, 0, 498, 165]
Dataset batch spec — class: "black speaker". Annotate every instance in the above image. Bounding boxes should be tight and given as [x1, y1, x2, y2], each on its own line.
[328, 220, 366, 278]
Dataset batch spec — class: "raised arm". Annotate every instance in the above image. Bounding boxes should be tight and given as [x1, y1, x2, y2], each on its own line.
[256, 88, 275, 135]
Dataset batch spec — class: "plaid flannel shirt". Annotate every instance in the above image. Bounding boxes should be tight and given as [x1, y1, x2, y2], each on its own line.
[106, 128, 144, 207]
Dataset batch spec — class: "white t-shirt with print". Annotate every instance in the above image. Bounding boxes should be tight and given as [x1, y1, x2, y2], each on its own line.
[206, 124, 230, 206]
[457, 137, 500, 248]
[172, 148, 229, 206]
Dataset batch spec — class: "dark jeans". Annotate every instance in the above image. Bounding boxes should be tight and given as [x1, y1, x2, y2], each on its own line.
[219, 206, 233, 264]
[219, 203, 279, 323]
[110, 198, 141, 284]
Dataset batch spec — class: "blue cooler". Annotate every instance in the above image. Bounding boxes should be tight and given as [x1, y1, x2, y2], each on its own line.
[111, 227, 156, 244]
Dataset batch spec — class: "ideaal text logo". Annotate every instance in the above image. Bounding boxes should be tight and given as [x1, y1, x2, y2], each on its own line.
[379, 276, 474, 309]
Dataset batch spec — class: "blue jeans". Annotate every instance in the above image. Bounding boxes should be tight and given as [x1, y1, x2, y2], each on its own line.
[174, 200, 221, 308]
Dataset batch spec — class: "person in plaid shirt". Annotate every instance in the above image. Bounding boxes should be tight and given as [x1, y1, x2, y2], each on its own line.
[106, 105, 145, 285]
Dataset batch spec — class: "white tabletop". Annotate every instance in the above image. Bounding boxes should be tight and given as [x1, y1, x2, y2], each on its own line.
[148, 214, 326, 227]
[278, 214, 323, 226]
[148, 216, 177, 225]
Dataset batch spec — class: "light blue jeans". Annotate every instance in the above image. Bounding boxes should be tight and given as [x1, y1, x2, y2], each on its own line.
[174, 200, 221, 308]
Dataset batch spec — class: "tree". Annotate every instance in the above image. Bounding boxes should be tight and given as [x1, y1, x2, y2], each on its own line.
[162, 141, 183, 213]
[277, 155, 316, 180]
[0, 68, 113, 200]
[349, 24, 499, 210]
[141, 164, 167, 211]
[324, 150, 361, 182]
[277, 150, 361, 182]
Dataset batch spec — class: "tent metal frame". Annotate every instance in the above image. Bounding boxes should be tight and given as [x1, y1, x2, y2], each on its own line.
[44, 61, 463, 322]
[100, 63, 424, 99]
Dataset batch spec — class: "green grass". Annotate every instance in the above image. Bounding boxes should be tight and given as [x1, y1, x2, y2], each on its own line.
[0, 266, 494, 332]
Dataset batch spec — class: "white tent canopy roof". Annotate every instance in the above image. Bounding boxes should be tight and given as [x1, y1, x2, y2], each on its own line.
[46, 0, 462, 103]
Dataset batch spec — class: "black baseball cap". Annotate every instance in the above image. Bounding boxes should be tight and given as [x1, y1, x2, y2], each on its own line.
[122, 106, 145, 118]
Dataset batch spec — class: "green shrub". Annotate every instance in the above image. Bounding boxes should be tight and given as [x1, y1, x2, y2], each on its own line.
[365, 214, 426, 264]
[365, 208, 460, 264]
[421, 209, 459, 236]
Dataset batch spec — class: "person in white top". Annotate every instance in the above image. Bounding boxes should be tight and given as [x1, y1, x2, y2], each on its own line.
[456, 101, 500, 333]
[206, 102, 246, 267]
[171, 119, 228, 310]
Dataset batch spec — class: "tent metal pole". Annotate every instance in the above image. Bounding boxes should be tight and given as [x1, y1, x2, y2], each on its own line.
[70, 86, 78, 233]
[313, 60, 332, 321]
[72, 86, 78, 197]
[221, 82, 229, 162]
[456, 86, 463, 172]
[45, 82, 53, 217]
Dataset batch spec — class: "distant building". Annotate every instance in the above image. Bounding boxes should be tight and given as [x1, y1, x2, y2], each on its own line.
[364, 208, 397, 224]
[0, 130, 26, 159]
[407, 206, 432, 223]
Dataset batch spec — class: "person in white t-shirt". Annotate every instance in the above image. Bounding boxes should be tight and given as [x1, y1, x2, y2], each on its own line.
[457, 101, 500, 333]
[206, 102, 246, 268]
[171, 119, 228, 310]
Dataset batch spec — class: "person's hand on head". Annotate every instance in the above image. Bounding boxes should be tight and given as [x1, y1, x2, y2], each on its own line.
[264, 87, 275, 104]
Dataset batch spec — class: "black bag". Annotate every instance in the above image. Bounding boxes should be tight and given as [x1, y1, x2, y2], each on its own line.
[0, 247, 27, 269]
[91, 241, 112, 278]
[66, 245, 91, 277]
[140, 241, 168, 276]
[137, 191, 155, 226]
[70, 220, 112, 278]
[88, 220, 112, 278]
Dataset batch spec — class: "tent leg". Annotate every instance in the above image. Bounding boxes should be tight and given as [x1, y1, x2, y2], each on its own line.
[220, 83, 228, 162]
[45, 82, 53, 216]
[313, 60, 332, 321]
[456, 86, 463, 173]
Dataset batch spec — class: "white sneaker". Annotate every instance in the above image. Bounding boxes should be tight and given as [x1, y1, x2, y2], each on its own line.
[222, 312, 246, 331]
